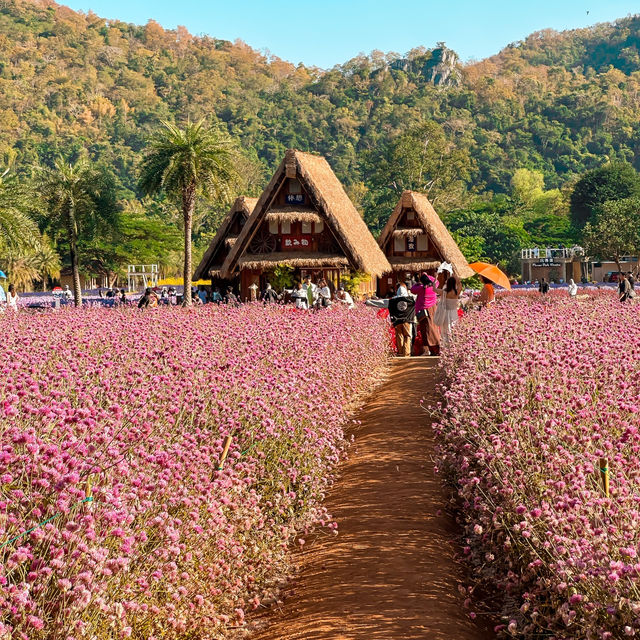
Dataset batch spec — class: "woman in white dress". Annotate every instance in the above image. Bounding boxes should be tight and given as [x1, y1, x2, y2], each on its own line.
[6, 284, 18, 311]
[432, 274, 461, 347]
[568, 279, 578, 297]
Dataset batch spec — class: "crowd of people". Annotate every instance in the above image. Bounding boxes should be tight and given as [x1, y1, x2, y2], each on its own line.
[365, 262, 495, 358]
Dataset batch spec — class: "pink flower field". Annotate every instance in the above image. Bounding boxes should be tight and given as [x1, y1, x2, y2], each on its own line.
[0, 305, 388, 639]
[435, 293, 640, 639]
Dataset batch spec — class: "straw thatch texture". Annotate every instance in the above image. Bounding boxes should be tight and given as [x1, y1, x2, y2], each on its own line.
[378, 191, 474, 279]
[222, 150, 390, 278]
[224, 236, 238, 247]
[392, 228, 424, 237]
[386, 257, 441, 271]
[265, 208, 323, 224]
[193, 196, 258, 280]
[238, 253, 349, 269]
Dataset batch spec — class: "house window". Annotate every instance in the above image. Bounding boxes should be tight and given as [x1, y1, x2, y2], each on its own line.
[314, 220, 324, 233]
[289, 179, 302, 194]
[394, 236, 405, 252]
[268, 219, 278, 234]
[416, 234, 428, 251]
[407, 210, 415, 220]
[281, 220, 291, 234]
[302, 221, 312, 234]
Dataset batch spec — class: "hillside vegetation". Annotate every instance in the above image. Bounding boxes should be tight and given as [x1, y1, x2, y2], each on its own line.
[2, 0, 640, 275]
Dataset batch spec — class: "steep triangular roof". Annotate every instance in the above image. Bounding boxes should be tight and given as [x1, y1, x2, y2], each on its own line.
[378, 191, 474, 279]
[193, 196, 258, 280]
[221, 150, 390, 278]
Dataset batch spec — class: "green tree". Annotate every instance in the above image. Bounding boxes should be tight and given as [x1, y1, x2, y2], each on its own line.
[138, 120, 238, 305]
[29, 235, 62, 290]
[570, 162, 640, 228]
[511, 168, 545, 208]
[39, 158, 118, 306]
[0, 169, 40, 254]
[583, 197, 640, 275]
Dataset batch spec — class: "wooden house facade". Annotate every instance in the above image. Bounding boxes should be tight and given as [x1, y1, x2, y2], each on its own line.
[377, 191, 474, 295]
[221, 150, 390, 299]
[193, 196, 258, 289]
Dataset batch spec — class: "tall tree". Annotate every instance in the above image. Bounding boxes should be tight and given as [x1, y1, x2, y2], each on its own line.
[39, 158, 117, 306]
[570, 162, 640, 228]
[0, 168, 40, 254]
[583, 197, 640, 275]
[138, 120, 238, 305]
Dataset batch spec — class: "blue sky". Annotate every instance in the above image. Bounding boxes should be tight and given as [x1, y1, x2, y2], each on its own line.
[63, 0, 639, 68]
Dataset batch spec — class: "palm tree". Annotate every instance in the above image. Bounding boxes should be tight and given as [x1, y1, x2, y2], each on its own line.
[0, 168, 40, 254]
[39, 158, 116, 306]
[29, 235, 61, 290]
[138, 120, 238, 305]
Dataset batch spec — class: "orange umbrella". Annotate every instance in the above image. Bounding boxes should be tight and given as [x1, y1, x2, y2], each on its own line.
[469, 262, 512, 290]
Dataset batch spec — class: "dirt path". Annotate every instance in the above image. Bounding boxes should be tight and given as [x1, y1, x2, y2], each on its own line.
[251, 358, 494, 640]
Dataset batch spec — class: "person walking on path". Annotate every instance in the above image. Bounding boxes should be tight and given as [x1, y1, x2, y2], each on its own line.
[411, 271, 440, 356]
[366, 292, 416, 357]
[6, 284, 18, 311]
[433, 274, 461, 348]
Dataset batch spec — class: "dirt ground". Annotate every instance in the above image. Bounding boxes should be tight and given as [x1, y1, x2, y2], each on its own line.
[250, 358, 495, 640]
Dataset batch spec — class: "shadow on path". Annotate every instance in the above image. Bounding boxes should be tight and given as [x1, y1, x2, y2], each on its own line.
[252, 358, 494, 640]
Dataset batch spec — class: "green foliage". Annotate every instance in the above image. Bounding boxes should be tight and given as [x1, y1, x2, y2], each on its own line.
[267, 265, 295, 291]
[340, 271, 370, 297]
[570, 162, 640, 228]
[583, 197, 640, 271]
[138, 119, 240, 305]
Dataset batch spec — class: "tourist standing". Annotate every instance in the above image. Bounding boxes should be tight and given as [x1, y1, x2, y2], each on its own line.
[478, 276, 495, 307]
[224, 286, 239, 305]
[628, 272, 635, 292]
[315, 278, 332, 309]
[432, 274, 461, 348]
[291, 282, 308, 309]
[539, 278, 550, 295]
[365, 293, 416, 357]
[261, 283, 279, 304]
[619, 273, 632, 302]
[138, 287, 152, 309]
[302, 275, 317, 308]
[6, 284, 18, 311]
[210, 287, 222, 304]
[410, 271, 440, 356]
[568, 279, 578, 298]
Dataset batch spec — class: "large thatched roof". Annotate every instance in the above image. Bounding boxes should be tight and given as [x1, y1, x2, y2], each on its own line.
[378, 191, 474, 279]
[221, 150, 390, 278]
[193, 196, 258, 280]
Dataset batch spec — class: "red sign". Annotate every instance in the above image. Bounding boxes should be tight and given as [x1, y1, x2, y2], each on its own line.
[282, 235, 312, 249]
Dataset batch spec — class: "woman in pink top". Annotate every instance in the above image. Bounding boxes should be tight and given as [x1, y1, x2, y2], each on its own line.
[410, 271, 441, 356]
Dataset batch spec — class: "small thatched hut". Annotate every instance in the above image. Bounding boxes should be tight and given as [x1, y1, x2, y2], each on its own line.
[193, 196, 258, 289]
[377, 191, 474, 294]
[221, 150, 390, 299]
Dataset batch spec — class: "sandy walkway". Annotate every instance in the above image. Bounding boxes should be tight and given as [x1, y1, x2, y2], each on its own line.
[251, 358, 494, 640]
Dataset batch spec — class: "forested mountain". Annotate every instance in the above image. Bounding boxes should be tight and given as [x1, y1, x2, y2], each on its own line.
[2, 0, 640, 275]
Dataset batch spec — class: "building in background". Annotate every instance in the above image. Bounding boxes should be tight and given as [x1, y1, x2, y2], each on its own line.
[376, 190, 473, 295]
[520, 247, 588, 283]
[221, 149, 390, 299]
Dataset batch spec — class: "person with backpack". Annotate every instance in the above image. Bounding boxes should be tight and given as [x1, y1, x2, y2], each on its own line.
[261, 282, 279, 304]
[365, 291, 416, 357]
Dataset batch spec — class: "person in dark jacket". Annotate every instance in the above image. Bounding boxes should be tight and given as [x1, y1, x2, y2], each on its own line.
[539, 278, 550, 295]
[365, 294, 416, 357]
[260, 283, 279, 304]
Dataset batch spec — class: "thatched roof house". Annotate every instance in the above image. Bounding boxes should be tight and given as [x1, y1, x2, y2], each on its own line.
[377, 191, 474, 291]
[222, 150, 390, 298]
[193, 196, 258, 281]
